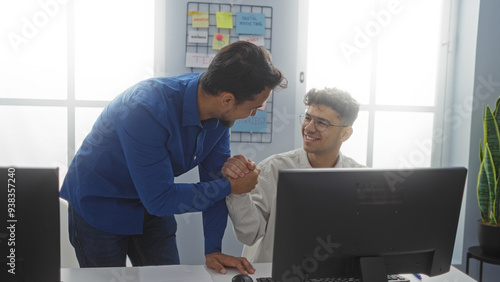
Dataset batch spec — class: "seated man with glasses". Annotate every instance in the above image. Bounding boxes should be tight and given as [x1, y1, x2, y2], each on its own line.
[225, 87, 365, 263]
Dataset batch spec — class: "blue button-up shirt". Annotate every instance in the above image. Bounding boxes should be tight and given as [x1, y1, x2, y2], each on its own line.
[60, 73, 232, 254]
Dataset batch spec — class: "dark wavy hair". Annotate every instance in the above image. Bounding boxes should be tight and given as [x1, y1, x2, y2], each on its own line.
[200, 41, 287, 104]
[304, 87, 360, 126]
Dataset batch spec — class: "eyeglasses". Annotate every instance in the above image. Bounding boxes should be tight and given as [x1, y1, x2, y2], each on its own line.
[299, 113, 348, 132]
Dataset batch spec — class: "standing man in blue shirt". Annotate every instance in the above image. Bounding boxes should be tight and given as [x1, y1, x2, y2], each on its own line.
[60, 41, 287, 275]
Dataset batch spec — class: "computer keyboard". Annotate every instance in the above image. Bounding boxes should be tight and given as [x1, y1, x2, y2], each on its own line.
[256, 274, 410, 282]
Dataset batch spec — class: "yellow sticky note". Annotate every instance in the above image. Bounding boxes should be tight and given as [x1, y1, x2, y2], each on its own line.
[192, 11, 209, 28]
[216, 12, 233, 29]
[212, 33, 230, 50]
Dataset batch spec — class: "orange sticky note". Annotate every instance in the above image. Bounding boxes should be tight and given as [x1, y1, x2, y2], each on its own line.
[192, 11, 209, 28]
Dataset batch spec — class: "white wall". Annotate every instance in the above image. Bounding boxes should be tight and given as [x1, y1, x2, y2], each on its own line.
[156, 0, 304, 264]
[459, 0, 500, 280]
[442, 0, 480, 267]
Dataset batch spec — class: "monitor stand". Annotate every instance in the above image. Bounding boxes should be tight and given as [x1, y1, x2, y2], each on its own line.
[360, 257, 387, 282]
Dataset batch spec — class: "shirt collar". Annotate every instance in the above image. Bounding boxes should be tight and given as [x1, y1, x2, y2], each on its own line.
[334, 151, 345, 168]
[182, 73, 219, 129]
[299, 148, 345, 168]
[182, 73, 203, 127]
[299, 148, 313, 168]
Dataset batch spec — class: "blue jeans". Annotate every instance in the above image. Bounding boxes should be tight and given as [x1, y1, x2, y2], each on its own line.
[68, 205, 180, 267]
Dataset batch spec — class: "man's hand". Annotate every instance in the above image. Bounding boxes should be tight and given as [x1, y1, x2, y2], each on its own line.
[222, 155, 256, 178]
[228, 166, 261, 194]
[206, 252, 255, 275]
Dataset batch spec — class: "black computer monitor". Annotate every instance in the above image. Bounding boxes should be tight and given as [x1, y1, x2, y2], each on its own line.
[0, 167, 60, 282]
[271, 167, 467, 282]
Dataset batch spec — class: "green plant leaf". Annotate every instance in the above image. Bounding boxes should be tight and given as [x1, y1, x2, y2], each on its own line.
[494, 96, 500, 117]
[479, 140, 484, 162]
[491, 176, 499, 225]
[478, 144, 496, 222]
[484, 106, 500, 177]
[492, 97, 500, 225]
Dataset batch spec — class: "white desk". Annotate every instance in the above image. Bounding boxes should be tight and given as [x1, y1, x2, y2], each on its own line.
[61, 263, 476, 282]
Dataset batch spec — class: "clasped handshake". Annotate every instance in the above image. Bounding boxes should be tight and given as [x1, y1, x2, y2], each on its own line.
[221, 155, 260, 195]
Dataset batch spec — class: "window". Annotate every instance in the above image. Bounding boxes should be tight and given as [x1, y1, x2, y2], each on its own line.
[0, 0, 154, 183]
[307, 0, 450, 168]
[306, 0, 464, 265]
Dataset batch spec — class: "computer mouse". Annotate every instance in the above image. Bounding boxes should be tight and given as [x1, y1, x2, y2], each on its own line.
[232, 273, 254, 282]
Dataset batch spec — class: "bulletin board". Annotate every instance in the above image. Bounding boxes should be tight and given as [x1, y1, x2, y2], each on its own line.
[185, 2, 274, 143]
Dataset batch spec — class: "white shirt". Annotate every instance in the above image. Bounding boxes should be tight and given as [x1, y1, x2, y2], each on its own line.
[226, 148, 365, 262]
